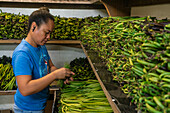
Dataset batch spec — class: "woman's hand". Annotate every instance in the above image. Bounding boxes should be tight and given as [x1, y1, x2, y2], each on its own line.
[52, 67, 74, 83]
[49, 59, 74, 83]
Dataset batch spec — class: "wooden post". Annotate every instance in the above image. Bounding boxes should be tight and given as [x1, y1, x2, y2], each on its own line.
[100, 0, 131, 17]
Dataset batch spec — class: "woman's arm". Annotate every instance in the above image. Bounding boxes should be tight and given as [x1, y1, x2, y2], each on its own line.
[16, 67, 74, 96]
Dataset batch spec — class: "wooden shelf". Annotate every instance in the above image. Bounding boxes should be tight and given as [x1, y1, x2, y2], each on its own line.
[0, 0, 104, 9]
[0, 39, 82, 48]
[0, 0, 100, 4]
[0, 39, 81, 44]
[0, 87, 59, 95]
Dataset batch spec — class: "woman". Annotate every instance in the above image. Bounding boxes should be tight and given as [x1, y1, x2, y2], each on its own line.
[12, 8, 74, 112]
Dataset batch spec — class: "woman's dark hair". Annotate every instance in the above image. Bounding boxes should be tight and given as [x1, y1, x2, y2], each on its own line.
[39, 7, 50, 13]
[28, 7, 54, 32]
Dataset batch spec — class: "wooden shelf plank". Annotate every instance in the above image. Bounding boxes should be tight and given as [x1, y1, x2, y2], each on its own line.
[0, 2, 104, 9]
[0, 40, 81, 44]
[0, 0, 100, 4]
[0, 88, 59, 95]
[47, 40, 81, 44]
[0, 40, 21, 44]
[0, 90, 16, 95]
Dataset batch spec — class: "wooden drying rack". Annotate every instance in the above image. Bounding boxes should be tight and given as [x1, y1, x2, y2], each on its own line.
[0, 39, 121, 113]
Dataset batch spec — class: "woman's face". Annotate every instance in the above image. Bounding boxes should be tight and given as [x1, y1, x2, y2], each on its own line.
[34, 19, 54, 46]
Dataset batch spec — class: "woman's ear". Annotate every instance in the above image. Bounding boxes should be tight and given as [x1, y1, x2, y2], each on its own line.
[31, 22, 37, 32]
[32, 26, 36, 32]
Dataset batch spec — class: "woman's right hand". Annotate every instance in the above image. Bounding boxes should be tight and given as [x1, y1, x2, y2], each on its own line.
[53, 67, 75, 80]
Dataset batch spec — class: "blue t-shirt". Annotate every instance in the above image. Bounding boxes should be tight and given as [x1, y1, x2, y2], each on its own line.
[12, 39, 51, 111]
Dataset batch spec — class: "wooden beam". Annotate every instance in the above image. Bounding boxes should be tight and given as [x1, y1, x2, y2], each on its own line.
[100, 0, 131, 17]
[0, 1, 104, 9]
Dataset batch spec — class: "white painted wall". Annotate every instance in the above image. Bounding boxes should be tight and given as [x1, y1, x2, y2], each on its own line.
[131, 4, 170, 19]
[0, 7, 108, 18]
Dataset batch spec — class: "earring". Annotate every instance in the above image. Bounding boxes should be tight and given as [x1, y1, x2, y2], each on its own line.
[32, 26, 36, 32]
